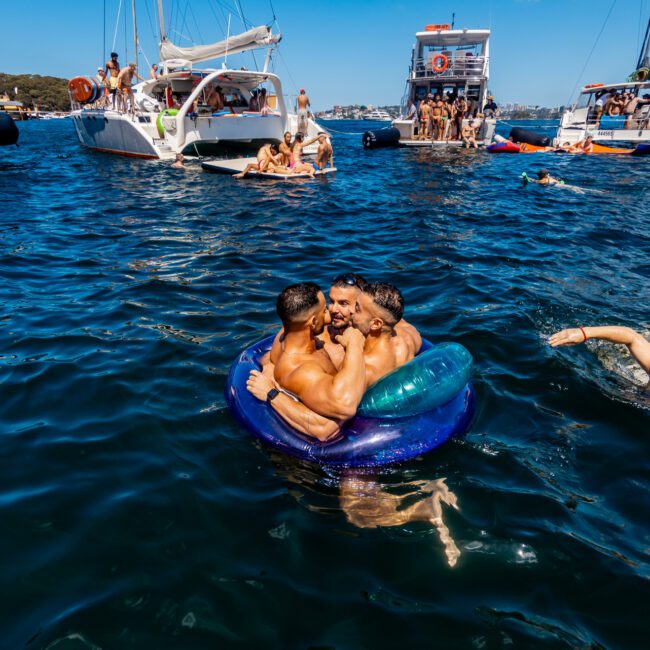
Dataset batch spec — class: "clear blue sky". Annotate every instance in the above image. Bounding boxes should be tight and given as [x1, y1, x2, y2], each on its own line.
[0, 0, 648, 109]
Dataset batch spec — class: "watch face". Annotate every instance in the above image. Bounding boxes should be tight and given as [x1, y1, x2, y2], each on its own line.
[267, 388, 280, 402]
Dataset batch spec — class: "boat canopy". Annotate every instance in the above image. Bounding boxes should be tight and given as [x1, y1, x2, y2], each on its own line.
[160, 25, 281, 65]
[415, 29, 490, 47]
[579, 80, 650, 93]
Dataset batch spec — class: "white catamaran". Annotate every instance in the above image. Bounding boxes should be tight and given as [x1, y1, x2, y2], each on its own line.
[555, 18, 650, 146]
[392, 23, 496, 147]
[69, 2, 323, 159]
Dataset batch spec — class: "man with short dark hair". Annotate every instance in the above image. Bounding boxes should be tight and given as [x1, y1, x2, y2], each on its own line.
[105, 52, 120, 110]
[352, 282, 420, 386]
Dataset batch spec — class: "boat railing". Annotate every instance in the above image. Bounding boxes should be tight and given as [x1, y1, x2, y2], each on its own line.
[563, 105, 650, 132]
[411, 55, 488, 80]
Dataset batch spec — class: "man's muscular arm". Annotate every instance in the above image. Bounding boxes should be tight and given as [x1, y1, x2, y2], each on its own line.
[247, 370, 340, 441]
[284, 327, 366, 420]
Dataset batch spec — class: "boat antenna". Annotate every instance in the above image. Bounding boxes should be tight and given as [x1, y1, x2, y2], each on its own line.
[637, 17, 650, 69]
[131, 0, 138, 71]
[451, 12, 455, 29]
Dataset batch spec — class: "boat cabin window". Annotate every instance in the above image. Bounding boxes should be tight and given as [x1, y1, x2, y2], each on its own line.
[576, 93, 594, 109]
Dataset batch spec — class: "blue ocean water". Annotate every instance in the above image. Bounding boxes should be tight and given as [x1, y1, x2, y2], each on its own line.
[0, 118, 648, 649]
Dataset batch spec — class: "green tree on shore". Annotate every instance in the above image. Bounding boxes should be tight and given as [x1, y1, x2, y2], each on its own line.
[0, 73, 69, 111]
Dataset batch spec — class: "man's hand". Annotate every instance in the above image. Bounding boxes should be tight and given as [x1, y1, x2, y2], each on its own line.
[335, 326, 365, 349]
[246, 369, 276, 401]
[549, 329, 585, 347]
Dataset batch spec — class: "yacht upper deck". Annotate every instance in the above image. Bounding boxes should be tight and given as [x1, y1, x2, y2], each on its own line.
[410, 27, 490, 82]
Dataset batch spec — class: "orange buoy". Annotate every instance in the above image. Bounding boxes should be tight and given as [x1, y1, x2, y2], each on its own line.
[432, 54, 449, 73]
[68, 76, 101, 104]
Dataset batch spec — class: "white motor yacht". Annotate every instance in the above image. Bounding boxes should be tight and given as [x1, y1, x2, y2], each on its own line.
[555, 18, 650, 146]
[392, 23, 496, 147]
[69, 6, 323, 160]
[366, 109, 392, 121]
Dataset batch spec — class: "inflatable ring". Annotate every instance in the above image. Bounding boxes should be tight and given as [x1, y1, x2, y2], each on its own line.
[156, 108, 179, 137]
[432, 54, 449, 73]
[226, 335, 476, 467]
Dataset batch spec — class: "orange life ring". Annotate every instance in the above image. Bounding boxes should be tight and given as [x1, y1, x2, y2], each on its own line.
[68, 76, 100, 103]
[432, 54, 449, 73]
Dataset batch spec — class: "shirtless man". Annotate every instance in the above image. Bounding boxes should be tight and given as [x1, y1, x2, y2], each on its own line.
[418, 99, 432, 141]
[568, 135, 594, 153]
[321, 274, 421, 369]
[206, 85, 226, 112]
[149, 63, 159, 80]
[461, 121, 478, 148]
[315, 132, 333, 170]
[117, 63, 144, 114]
[95, 67, 109, 108]
[431, 94, 445, 140]
[278, 131, 293, 166]
[247, 282, 367, 440]
[248, 281, 421, 439]
[233, 143, 291, 178]
[296, 89, 310, 135]
[105, 52, 120, 110]
[453, 95, 467, 141]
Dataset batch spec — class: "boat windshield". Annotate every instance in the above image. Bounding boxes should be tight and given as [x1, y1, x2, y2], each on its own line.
[576, 93, 594, 109]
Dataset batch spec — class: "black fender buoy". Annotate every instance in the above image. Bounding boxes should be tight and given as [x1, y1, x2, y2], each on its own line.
[509, 126, 550, 148]
[0, 112, 19, 146]
[362, 127, 400, 150]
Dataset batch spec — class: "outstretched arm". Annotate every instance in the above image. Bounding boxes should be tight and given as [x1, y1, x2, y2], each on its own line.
[247, 370, 340, 441]
[549, 326, 650, 373]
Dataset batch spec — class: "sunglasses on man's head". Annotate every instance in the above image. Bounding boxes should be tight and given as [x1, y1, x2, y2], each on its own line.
[332, 273, 359, 287]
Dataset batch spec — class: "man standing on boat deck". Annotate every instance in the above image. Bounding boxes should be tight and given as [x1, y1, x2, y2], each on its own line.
[296, 89, 310, 135]
[105, 52, 120, 110]
[117, 63, 144, 114]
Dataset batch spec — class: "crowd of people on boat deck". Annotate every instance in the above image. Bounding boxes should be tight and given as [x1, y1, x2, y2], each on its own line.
[91, 51, 286, 117]
[234, 131, 333, 178]
[402, 91, 498, 145]
[592, 89, 650, 128]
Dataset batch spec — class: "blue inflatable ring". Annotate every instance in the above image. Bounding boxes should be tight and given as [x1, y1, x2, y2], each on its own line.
[225, 335, 476, 467]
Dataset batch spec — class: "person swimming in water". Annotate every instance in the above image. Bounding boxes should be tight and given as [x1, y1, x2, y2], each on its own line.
[550, 326, 650, 380]
[522, 169, 562, 186]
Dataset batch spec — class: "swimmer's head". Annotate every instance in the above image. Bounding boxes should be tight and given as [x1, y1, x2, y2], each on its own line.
[329, 273, 368, 329]
[537, 169, 550, 179]
[277, 282, 329, 334]
[352, 282, 404, 336]
[175, 153, 184, 162]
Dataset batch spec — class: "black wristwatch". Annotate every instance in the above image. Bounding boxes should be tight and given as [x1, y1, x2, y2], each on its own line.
[266, 388, 280, 403]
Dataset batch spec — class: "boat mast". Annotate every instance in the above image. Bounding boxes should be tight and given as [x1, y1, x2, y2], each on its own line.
[157, 0, 167, 47]
[638, 18, 650, 69]
[131, 0, 138, 70]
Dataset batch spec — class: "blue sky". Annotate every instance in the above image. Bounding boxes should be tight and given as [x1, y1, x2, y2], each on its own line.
[0, 0, 648, 109]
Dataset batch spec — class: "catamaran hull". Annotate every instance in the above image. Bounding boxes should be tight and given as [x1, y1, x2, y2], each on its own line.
[71, 109, 319, 160]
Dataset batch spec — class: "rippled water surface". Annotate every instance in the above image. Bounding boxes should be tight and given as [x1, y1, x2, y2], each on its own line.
[1, 119, 648, 649]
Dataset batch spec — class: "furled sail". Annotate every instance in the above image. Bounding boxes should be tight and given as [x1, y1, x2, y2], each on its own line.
[159, 25, 281, 64]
